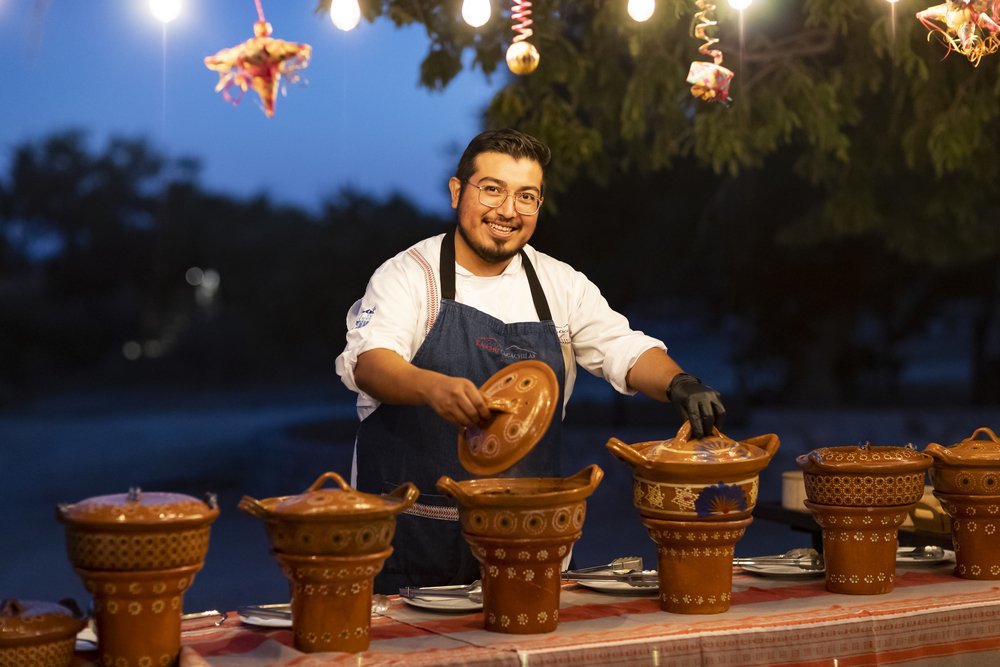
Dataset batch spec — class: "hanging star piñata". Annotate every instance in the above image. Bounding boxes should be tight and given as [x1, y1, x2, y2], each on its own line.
[204, 0, 312, 117]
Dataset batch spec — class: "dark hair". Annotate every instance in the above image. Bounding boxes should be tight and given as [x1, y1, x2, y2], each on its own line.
[454, 128, 551, 185]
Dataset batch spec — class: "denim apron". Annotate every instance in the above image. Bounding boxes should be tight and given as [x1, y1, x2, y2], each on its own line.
[356, 229, 566, 594]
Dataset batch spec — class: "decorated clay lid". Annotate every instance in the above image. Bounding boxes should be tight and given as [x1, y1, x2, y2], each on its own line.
[458, 360, 559, 476]
[57, 488, 219, 529]
[0, 599, 87, 647]
[797, 443, 932, 474]
[606, 421, 780, 478]
[925, 428, 1000, 467]
[239, 471, 419, 522]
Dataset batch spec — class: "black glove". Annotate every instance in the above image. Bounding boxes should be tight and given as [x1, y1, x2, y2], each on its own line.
[667, 373, 726, 439]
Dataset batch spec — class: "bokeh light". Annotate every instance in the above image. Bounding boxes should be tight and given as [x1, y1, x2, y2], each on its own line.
[462, 0, 491, 28]
[149, 0, 182, 24]
[330, 0, 362, 31]
[627, 0, 655, 22]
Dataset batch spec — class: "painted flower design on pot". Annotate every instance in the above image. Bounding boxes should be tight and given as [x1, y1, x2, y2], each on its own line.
[694, 483, 748, 517]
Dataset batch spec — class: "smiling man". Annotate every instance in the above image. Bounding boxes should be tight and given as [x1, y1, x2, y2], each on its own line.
[335, 128, 725, 592]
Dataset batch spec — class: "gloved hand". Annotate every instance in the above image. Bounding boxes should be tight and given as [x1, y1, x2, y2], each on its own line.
[667, 373, 726, 439]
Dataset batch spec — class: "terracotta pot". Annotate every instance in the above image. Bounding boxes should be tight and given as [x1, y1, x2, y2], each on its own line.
[926, 428, 1000, 495]
[57, 488, 218, 571]
[239, 471, 418, 557]
[437, 465, 603, 634]
[804, 501, 909, 594]
[240, 471, 417, 653]
[0, 599, 86, 667]
[457, 360, 559, 476]
[606, 422, 780, 521]
[76, 564, 200, 667]
[933, 492, 1000, 579]
[796, 444, 932, 506]
[275, 549, 392, 653]
[57, 488, 218, 667]
[642, 516, 751, 614]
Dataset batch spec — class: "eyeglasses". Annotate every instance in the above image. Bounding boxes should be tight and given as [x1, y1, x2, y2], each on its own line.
[464, 180, 543, 215]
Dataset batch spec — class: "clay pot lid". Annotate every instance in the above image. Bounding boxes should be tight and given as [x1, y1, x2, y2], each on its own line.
[637, 421, 771, 464]
[240, 471, 419, 521]
[458, 360, 559, 476]
[0, 599, 87, 646]
[925, 428, 1000, 466]
[57, 487, 219, 528]
[797, 443, 933, 474]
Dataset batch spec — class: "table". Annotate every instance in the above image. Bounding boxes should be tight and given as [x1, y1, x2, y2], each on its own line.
[71, 563, 1000, 667]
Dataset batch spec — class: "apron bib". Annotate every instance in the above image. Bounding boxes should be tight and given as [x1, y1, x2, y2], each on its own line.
[356, 230, 566, 592]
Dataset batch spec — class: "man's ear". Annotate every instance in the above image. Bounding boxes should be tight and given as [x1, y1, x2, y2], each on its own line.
[449, 177, 462, 209]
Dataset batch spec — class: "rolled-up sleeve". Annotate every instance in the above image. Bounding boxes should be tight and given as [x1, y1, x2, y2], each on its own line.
[335, 256, 428, 394]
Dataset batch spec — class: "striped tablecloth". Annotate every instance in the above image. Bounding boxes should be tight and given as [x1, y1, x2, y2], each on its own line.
[73, 564, 1000, 666]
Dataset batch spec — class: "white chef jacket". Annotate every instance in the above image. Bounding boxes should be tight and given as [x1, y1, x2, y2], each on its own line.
[335, 233, 667, 420]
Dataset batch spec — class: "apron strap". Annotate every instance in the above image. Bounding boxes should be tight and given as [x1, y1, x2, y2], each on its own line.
[439, 229, 553, 322]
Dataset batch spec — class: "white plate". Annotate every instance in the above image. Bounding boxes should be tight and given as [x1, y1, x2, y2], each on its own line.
[238, 613, 291, 628]
[400, 586, 482, 612]
[896, 547, 955, 566]
[737, 562, 825, 579]
[575, 579, 659, 595]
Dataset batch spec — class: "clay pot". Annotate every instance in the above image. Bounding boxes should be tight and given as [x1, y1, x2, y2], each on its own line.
[436, 465, 603, 634]
[239, 471, 418, 653]
[606, 422, 780, 521]
[797, 444, 932, 595]
[57, 488, 219, 667]
[643, 516, 752, 614]
[804, 501, 908, 594]
[925, 428, 1000, 495]
[796, 444, 932, 507]
[0, 599, 86, 667]
[933, 492, 1000, 579]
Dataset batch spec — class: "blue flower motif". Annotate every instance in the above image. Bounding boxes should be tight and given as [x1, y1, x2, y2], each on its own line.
[694, 482, 748, 517]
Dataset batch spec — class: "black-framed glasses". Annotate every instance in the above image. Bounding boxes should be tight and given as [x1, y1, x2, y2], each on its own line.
[464, 180, 543, 215]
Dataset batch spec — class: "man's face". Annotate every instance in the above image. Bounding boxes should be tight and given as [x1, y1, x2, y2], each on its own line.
[449, 151, 543, 274]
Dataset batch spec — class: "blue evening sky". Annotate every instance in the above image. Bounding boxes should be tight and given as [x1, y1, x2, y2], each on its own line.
[0, 1, 504, 215]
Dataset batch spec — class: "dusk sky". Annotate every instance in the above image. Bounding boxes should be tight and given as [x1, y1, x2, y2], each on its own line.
[0, 1, 504, 215]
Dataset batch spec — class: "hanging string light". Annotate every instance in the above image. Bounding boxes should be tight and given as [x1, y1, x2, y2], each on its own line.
[463, 0, 492, 28]
[330, 0, 362, 31]
[628, 0, 656, 22]
[149, 0, 182, 23]
[506, 1, 540, 74]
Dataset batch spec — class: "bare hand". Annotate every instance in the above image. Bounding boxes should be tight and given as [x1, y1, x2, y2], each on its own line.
[423, 375, 492, 427]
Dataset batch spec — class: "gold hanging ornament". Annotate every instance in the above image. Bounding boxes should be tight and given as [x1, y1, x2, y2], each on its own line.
[686, 0, 733, 106]
[506, 1, 540, 74]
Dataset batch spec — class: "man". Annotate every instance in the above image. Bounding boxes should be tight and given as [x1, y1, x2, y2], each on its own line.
[335, 128, 724, 593]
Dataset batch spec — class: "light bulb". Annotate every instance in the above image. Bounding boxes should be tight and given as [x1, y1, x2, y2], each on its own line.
[728, 0, 752, 9]
[462, 0, 491, 28]
[149, 0, 181, 24]
[885, 0, 899, 3]
[330, 0, 361, 31]
[627, 0, 655, 22]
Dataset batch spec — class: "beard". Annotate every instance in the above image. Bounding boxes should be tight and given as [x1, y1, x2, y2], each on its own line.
[456, 219, 523, 265]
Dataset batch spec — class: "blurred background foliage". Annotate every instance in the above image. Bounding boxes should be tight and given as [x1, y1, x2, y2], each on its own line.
[2, 0, 999, 408]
